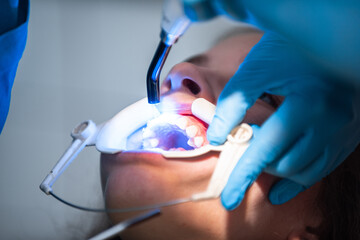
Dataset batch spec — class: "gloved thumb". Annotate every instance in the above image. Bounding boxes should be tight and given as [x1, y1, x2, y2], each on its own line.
[268, 179, 306, 205]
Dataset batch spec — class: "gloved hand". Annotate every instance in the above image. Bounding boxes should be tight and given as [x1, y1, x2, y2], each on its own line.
[206, 32, 360, 209]
[182, 0, 250, 23]
[182, 0, 360, 84]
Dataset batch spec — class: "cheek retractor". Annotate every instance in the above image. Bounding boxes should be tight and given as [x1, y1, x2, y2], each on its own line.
[191, 124, 252, 201]
[40, 99, 252, 213]
[173, 98, 253, 201]
[96, 97, 253, 202]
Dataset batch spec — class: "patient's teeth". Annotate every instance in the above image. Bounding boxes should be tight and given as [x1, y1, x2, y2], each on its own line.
[194, 136, 204, 148]
[187, 139, 196, 148]
[175, 117, 188, 130]
[143, 129, 155, 139]
[143, 140, 151, 148]
[149, 138, 159, 148]
[186, 125, 198, 138]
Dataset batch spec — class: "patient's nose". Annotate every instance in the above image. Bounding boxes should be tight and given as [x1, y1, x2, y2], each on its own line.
[161, 62, 212, 100]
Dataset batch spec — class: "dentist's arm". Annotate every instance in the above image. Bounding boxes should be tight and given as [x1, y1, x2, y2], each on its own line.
[0, 0, 29, 133]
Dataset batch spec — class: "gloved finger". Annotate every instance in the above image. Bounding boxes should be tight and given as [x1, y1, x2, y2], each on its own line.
[268, 154, 327, 205]
[265, 124, 335, 178]
[287, 140, 357, 189]
[207, 82, 259, 145]
[268, 179, 306, 205]
[265, 129, 316, 177]
[249, 124, 261, 139]
[269, 92, 360, 204]
[220, 94, 316, 210]
[268, 148, 336, 205]
[268, 139, 354, 205]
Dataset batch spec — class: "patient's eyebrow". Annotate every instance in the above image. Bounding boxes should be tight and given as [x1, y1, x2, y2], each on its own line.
[185, 54, 209, 66]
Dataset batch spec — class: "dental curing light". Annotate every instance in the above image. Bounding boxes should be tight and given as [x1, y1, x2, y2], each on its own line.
[147, 0, 191, 104]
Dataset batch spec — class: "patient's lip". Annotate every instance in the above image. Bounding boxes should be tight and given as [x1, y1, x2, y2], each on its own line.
[111, 149, 218, 166]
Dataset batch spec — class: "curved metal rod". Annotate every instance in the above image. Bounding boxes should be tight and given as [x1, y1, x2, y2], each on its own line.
[146, 41, 171, 104]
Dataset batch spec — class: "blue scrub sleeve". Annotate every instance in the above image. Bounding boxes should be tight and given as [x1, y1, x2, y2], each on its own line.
[0, 0, 29, 134]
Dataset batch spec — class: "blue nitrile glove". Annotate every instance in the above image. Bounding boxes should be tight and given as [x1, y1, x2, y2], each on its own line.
[206, 32, 360, 209]
[0, 0, 28, 134]
[182, 0, 360, 84]
[182, 0, 248, 22]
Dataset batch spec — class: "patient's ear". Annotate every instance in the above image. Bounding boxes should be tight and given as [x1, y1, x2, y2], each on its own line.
[287, 228, 319, 240]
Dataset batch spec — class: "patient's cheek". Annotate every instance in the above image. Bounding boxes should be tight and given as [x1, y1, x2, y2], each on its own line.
[103, 154, 218, 210]
[105, 166, 170, 209]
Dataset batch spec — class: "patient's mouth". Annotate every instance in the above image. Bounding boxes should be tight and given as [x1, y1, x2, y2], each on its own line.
[142, 113, 208, 151]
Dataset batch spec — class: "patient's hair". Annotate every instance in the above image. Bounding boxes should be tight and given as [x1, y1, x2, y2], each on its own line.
[311, 144, 360, 240]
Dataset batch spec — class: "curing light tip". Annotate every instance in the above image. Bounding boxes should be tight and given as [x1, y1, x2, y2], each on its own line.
[146, 41, 171, 104]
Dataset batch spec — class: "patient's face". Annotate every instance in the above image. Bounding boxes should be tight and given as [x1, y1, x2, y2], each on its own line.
[101, 30, 320, 240]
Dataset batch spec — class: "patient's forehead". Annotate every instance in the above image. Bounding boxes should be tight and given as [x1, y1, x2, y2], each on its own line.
[207, 31, 263, 67]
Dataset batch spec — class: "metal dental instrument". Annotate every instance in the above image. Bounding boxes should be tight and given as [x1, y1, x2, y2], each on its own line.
[147, 0, 191, 104]
[89, 209, 161, 240]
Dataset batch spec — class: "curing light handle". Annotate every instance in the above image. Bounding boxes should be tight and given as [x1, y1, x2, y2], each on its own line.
[147, 0, 191, 104]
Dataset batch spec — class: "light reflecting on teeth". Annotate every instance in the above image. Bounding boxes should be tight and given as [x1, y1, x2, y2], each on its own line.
[143, 129, 155, 139]
[139, 112, 209, 151]
[187, 139, 195, 148]
[186, 125, 198, 138]
[174, 117, 188, 130]
[149, 138, 159, 148]
[194, 136, 204, 148]
[143, 140, 151, 148]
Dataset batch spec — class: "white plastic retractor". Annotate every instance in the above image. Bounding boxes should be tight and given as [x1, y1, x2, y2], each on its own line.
[191, 123, 253, 201]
